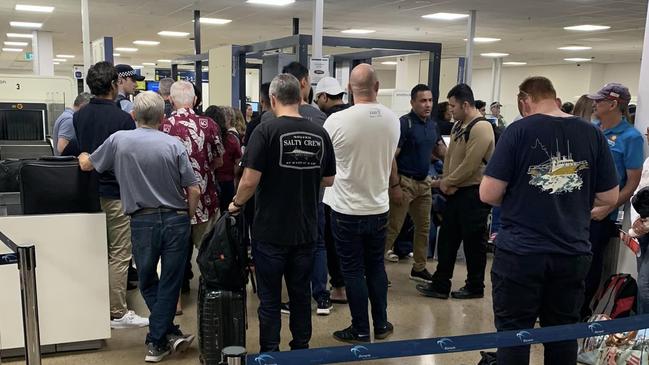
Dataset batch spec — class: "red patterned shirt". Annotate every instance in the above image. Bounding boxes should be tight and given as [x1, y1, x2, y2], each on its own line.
[161, 108, 224, 224]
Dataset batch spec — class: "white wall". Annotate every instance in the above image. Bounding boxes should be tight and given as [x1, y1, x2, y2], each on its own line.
[376, 69, 396, 89]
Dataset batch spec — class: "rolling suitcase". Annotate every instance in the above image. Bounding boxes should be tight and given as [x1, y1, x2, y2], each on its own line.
[198, 278, 246, 365]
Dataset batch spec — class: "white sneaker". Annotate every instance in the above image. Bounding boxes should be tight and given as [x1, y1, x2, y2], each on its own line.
[408, 252, 414, 258]
[385, 250, 399, 263]
[111, 310, 149, 329]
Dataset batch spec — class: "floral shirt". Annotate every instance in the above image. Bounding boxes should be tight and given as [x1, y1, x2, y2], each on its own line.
[161, 108, 224, 224]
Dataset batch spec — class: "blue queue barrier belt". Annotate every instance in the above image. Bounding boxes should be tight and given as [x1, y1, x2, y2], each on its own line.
[248, 314, 649, 364]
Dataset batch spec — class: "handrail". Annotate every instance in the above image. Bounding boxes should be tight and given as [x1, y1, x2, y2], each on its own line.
[0, 233, 42, 365]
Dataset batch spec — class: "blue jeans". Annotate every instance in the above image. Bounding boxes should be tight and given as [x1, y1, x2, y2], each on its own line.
[130, 211, 191, 347]
[638, 236, 649, 314]
[311, 203, 329, 301]
[331, 210, 389, 335]
[252, 240, 313, 352]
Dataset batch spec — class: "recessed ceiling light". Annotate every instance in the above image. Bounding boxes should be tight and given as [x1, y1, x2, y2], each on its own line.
[199, 18, 232, 25]
[564, 57, 592, 62]
[422, 12, 469, 21]
[132, 65, 143, 69]
[158, 31, 190, 37]
[381, 61, 397, 65]
[4, 41, 28, 46]
[246, 0, 295, 5]
[464, 37, 501, 43]
[7, 32, 33, 38]
[341, 29, 375, 34]
[503, 61, 527, 66]
[481, 52, 510, 58]
[15, 4, 55, 13]
[115, 47, 138, 52]
[133, 40, 160, 46]
[558, 46, 592, 51]
[53, 62, 60, 65]
[10, 21, 42, 28]
[157, 59, 171, 63]
[2, 48, 23, 52]
[113, 53, 121, 57]
[142, 62, 156, 66]
[52, 58, 66, 62]
[56, 54, 74, 58]
[564, 25, 610, 31]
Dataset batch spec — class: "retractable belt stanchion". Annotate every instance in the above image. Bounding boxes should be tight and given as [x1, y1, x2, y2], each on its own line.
[221, 346, 247, 365]
[0, 231, 42, 365]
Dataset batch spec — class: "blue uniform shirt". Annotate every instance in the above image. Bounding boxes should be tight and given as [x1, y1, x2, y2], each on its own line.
[397, 110, 441, 180]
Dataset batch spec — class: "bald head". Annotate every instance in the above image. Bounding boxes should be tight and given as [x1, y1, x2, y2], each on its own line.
[349, 63, 379, 102]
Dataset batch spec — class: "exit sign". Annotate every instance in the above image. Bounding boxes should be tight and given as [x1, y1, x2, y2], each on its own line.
[24, 52, 33, 61]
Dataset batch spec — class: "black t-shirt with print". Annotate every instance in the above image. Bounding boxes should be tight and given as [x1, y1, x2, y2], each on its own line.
[241, 115, 336, 245]
[485, 115, 618, 255]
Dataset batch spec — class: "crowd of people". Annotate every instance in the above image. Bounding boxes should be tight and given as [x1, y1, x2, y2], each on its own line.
[49, 59, 649, 364]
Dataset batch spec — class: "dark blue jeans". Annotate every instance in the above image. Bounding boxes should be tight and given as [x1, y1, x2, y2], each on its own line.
[492, 248, 591, 365]
[311, 203, 329, 301]
[130, 211, 191, 347]
[331, 210, 389, 335]
[252, 240, 313, 352]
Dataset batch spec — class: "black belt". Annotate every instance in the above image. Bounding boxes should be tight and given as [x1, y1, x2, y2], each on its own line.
[400, 172, 428, 181]
[130, 207, 187, 216]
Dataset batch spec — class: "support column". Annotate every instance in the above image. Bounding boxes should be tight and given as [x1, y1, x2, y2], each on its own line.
[32, 31, 54, 76]
[312, 0, 324, 59]
[636, 1, 649, 155]
[490, 57, 503, 103]
[464, 10, 477, 86]
[81, 0, 91, 90]
[194, 10, 203, 111]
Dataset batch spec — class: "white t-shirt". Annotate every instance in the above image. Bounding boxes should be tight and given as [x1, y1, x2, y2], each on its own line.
[322, 102, 400, 215]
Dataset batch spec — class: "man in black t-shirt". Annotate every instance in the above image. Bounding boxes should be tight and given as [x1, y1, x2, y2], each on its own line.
[480, 77, 619, 365]
[229, 73, 336, 353]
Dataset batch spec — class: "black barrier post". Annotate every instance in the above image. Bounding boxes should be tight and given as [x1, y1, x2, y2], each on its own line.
[221, 346, 246, 365]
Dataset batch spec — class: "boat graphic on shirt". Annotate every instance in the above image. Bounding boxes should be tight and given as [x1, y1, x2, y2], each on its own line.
[527, 139, 589, 194]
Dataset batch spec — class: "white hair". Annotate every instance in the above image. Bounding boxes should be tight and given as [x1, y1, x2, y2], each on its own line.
[170, 80, 195, 108]
[133, 91, 165, 126]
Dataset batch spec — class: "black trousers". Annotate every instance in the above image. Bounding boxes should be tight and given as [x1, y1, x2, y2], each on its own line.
[431, 186, 491, 294]
[581, 218, 616, 318]
[324, 204, 345, 288]
[492, 248, 591, 365]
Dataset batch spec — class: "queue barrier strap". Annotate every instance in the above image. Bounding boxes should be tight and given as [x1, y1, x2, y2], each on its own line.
[247, 314, 649, 364]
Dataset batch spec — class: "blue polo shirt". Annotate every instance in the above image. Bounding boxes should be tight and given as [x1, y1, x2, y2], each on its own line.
[397, 110, 441, 180]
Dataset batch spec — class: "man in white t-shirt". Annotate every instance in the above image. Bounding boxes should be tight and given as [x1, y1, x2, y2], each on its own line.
[323, 63, 400, 343]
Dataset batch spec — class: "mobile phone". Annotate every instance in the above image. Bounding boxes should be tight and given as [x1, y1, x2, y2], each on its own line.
[619, 229, 641, 257]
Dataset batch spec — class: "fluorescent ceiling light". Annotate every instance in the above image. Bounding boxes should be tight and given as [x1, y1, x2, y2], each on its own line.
[481, 52, 509, 58]
[10, 21, 43, 28]
[7, 32, 33, 38]
[157, 59, 171, 63]
[4, 41, 28, 46]
[464, 37, 501, 43]
[52, 58, 66, 62]
[133, 40, 160, 46]
[558, 46, 592, 51]
[56, 54, 74, 58]
[158, 31, 190, 37]
[341, 29, 375, 34]
[15, 4, 55, 13]
[200, 18, 232, 25]
[115, 47, 138, 52]
[142, 62, 156, 66]
[53, 62, 60, 65]
[565, 57, 591, 62]
[246, 0, 295, 5]
[132, 65, 143, 69]
[113, 53, 121, 57]
[564, 25, 610, 31]
[503, 61, 527, 66]
[2, 48, 23, 52]
[422, 12, 469, 21]
[381, 61, 397, 65]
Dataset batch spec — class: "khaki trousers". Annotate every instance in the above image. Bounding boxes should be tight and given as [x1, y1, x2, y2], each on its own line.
[191, 213, 219, 249]
[384, 175, 433, 272]
[100, 197, 131, 319]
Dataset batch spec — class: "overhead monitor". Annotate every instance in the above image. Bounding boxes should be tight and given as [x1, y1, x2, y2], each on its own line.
[248, 101, 259, 112]
[146, 81, 160, 92]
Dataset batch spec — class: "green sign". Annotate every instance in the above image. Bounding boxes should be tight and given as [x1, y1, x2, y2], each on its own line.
[24, 52, 33, 61]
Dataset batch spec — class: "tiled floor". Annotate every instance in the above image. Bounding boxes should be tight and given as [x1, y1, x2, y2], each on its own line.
[3, 254, 549, 365]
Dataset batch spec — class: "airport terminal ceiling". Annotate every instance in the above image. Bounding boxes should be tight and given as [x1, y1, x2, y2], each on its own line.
[0, 0, 645, 71]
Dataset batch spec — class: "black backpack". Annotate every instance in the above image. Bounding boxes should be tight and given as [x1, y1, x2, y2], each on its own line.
[115, 94, 128, 109]
[459, 117, 501, 145]
[590, 273, 637, 319]
[632, 186, 649, 218]
[197, 212, 249, 291]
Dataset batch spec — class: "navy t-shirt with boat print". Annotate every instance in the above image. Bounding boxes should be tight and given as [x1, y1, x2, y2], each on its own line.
[484, 114, 618, 256]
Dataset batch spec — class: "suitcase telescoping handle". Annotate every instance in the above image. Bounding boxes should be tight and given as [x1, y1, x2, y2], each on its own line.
[221, 346, 247, 365]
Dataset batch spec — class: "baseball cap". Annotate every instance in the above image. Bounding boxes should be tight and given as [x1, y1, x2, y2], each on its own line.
[115, 64, 145, 81]
[587, 83, 631, 103]
[490, 101, 502, 108]
[314, 77, 346, 97]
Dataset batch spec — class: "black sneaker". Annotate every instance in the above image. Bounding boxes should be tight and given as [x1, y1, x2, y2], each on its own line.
[333, 326, 370, 344]
[409, 268, 433, 283]
[280, 302, 290, 315]
[316, 297, 333, 315]
[145, 342, 171, 363]
[374, 322, 394, 340]
[415, 283, 449, 299]
[451, 286, 484, 299]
